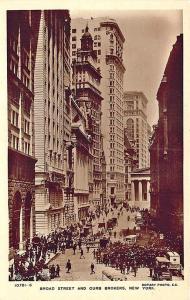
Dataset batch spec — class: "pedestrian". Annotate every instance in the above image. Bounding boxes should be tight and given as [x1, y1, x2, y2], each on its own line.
[66, 259, 71, 273]
[126, 262, 130, 274]
[73, 243, 76, 255]
[50, 264, 55, 279]
[80, 248, 85, 259]
[56, 264, 60, 277]
[90, 263, 95, 274]
[133, 263, 138, 277]
[86, 245, 90, 253]
[149, 266, 153, 278]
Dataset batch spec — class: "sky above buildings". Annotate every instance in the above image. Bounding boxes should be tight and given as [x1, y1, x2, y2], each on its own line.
[71, 10, 182, 126]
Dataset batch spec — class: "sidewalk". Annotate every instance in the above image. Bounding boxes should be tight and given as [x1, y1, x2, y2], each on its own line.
[9, 250, 59, 266]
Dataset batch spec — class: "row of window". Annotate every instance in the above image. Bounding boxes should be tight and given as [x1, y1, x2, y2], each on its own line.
[72, 28, 101, 34]
[11, 134, 30, 155]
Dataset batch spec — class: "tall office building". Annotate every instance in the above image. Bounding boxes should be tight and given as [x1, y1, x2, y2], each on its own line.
[123, 91, 150, 169]
[72, 25, 103, 206]
[7, 11, 40, 253]
[34, 10, 72, 234]
[71, 17, 126, 203]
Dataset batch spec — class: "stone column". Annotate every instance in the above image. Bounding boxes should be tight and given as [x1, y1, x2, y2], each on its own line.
[131, 181, 135, 202]
[19, 207, 23, 250]
[138, 181, 143, 202]
[147, 181, 150, 202]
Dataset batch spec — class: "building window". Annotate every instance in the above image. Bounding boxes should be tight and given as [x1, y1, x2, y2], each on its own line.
[24, 141, 30, 155]
[111, 187, 115, 194]
[24, 119, 30, 134]
[72, 36, 76, 41]
[72, 29, 76, 33]
[23, 49, 30, 69]
[72, 44, 76, 49]
[98, 50, 101, 55]
[72, 51, 76, 56]
[11, 110, 19, 127]
[127, 101, 134, 110]
[11, 134, 19, 150]
[126, 118, 134, 140]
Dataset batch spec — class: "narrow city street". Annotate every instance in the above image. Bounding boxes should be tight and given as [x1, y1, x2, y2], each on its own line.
[49, 248, 150, 281]
[49, 248, 104, 281]
[48, 247, 182, 281]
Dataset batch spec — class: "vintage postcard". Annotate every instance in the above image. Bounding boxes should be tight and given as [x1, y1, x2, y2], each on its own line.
[0, 0, 190, 300]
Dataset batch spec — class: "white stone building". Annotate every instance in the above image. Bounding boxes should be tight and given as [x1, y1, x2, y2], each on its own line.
[34, 10, 73, 234]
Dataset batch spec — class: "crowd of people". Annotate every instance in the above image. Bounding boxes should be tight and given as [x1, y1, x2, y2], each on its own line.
[9, 224, 87, 281]
[9, 201, 183, 281]
[94, 242, 171, 277]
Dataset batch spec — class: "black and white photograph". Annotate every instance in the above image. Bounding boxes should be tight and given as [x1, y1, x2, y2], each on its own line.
[7, 8, 183, 282]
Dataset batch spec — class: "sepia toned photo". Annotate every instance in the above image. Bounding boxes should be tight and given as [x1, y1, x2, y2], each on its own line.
[7, 9, 183, 282]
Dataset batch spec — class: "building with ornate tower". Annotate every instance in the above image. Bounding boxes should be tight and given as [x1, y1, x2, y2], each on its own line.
[71, 18, 125, 204]
[72, 25, 103, 207]
[7, 10, 41, 255]
[34, 10, 73, 234]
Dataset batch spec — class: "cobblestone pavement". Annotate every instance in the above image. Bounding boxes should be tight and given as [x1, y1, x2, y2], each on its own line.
[48, 248, 183, 281]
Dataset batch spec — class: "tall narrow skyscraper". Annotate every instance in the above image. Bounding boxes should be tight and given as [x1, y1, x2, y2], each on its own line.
[72, 25, 103, 207]
[71, 18, 126, 204]
[34, 10, 72, 234]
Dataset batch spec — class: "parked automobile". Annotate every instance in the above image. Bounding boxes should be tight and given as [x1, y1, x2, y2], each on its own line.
[152, 257, 172, 281]
[165, 251, 182, 276]
[123, 235, 137, 245]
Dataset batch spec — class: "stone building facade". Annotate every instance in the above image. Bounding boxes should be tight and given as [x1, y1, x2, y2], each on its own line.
[130, 168, 150, 210]
[71, 97, 92, 222]
[34, 10, 72, 234]
[8, 11, 40, 254]
[71, 18, 125, 204]
[123, 91, 150, 169]
[72, 25, 103, 207]
[149, 34, 183, 234]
